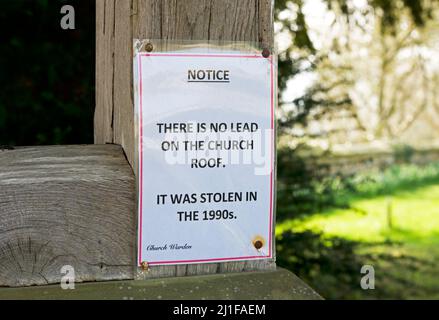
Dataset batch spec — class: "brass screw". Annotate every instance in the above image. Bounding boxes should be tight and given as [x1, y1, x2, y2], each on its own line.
[140, 261, 149, 271]
[144, 42, 154, 52]
[262, 48, 270, 58]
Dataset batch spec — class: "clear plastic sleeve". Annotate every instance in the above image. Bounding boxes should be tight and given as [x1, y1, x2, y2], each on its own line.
[133, 39, 278, 273]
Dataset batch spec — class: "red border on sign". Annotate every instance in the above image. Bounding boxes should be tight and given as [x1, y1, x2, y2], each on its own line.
[137, 53, 275, 266]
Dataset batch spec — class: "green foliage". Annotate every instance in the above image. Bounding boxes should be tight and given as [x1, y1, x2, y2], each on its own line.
[276, 230, 365, 299]
[276, 145, 439, 298]
[277, 183, 439, 299]
[392, 144, 415, 163]
[345, 162, 439, 198]
[277, 144, 439, 222]
[276, 147, 343, 220]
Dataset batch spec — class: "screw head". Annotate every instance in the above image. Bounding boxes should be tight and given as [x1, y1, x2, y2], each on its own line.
[262, 48, 270, 58]
[253, 240, 263, 250]
[144, 43, 154, 52]
[140, 261, 149, 271]
[254, 240, 263, 250]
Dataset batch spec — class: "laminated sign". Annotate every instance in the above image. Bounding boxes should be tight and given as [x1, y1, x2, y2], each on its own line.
[134, 46, 276, 266]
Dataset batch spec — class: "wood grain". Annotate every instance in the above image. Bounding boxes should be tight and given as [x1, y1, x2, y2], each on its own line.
[0, 268, 323, 300]
[0, 145, 135, 287]
[95, 0, 115, 145]
[95, 0, 276, 280]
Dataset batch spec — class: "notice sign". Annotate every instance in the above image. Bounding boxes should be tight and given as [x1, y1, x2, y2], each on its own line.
[134, 49, 275, 266]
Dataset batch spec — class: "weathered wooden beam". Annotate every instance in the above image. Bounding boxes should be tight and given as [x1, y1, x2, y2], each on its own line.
[0, 145, 135, 287]
[0, 268, 323, 300]
[95, 0, 276, 280]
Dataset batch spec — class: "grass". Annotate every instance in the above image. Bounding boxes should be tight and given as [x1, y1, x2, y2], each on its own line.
[277, 163, 439, 299]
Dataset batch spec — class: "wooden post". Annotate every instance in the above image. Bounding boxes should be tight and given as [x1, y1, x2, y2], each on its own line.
[95, 0, 274, 168]
[95, 0, 276, 278]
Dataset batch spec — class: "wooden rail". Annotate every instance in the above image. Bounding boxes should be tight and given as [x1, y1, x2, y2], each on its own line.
[0, 144, 274, 286]
[0, 145, 135, 287]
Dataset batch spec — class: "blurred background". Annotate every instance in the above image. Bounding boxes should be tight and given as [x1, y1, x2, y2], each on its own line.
[1, 0, 438, 299]
[0, 0, 94, 146]
[275, 0, 439, 299]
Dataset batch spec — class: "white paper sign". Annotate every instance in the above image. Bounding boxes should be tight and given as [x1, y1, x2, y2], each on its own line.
[134, 49, 275, 266]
